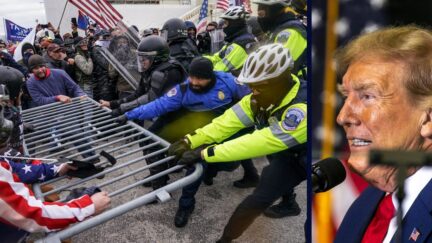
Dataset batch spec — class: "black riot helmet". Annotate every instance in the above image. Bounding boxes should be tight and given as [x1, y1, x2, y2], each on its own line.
[0, 66, 24, 100]
[136, 35, 170, 72]
[161, 18, 188, 42]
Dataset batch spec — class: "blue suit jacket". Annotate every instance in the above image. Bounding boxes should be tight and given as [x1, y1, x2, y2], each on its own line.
[335, 179, 432, 243]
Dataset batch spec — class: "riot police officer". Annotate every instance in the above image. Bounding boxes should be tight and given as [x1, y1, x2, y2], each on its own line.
[100, 35, 186, 115]
[160, 18, 200, 72]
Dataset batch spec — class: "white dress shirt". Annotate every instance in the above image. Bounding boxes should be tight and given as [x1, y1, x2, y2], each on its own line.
[383, 166, 432, 243]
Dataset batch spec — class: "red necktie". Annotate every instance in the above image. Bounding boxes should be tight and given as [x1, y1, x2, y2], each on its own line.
[361, 193, 395, 243]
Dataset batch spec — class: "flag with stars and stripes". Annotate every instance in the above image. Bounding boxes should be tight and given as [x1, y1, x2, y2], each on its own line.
[68, 0, 123, 30]
[0, 148, 60, 184]
[217, 0, 252, 13]
[0, 156, 94, 234]
[196, 0, 209, 33]
[216, 0, 230, 11]
[409, 228, 421, 242]
[311, 0, 432, 242]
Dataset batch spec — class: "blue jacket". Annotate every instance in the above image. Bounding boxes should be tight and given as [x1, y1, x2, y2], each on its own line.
[335, 180, 432, 243]
[125, 71, 251, 121]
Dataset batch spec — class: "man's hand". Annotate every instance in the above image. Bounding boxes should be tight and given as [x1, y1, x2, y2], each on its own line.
[57, 95, 72, 103]
[91, 191, 111, 215]
[178, 149, 203, 166]
[168, 138, 191, 160]
[99, 100, 111, 108]
[58, 163, 78, 176]
[67, 58, 75, 65]
[115, 115, 128, 125]
[111, 108, 124, 117]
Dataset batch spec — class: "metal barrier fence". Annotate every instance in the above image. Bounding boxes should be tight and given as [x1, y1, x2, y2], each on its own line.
[21, 97, 202, 243]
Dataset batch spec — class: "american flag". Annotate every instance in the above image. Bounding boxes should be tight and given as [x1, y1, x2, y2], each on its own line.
[311, 0, 432, 242]
[216, 0, 251, 13]
[68, 0, 123, 30]
[0, 151, 94, 232]
[216, 0, 230, 11]
[196, 0, 209, 33]
[409, 228, 421, 242]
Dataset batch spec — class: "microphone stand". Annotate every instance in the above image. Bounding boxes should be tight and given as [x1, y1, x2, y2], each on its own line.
[395, 166, 407, 243]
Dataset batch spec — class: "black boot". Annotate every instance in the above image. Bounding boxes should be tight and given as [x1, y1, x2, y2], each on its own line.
[233, 175, 259, 188]
[174, 206, 195, 228]
[203, 170, 216, 186]
[233, 160, 259, 188]
[264, 193, 301, 218]
[151, 175, 169, 190]
[142, 174, 152, 187]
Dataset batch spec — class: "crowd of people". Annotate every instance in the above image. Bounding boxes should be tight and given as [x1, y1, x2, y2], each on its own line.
[0, 0, 307, 242]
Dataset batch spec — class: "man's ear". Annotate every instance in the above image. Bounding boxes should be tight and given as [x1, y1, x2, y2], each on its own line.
[420, 108, 432, 138]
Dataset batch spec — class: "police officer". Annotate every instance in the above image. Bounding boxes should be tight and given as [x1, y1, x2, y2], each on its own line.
[101, 36, 186, 190]
[100, 35, 187, 115]
[253, 0, 307, 78]
[205, 6, 257, 76]
[169, 44, 307, 241]
[116, 58, 255, 218]
[91, 30, 115, 101]
[160, 18, 200, 72]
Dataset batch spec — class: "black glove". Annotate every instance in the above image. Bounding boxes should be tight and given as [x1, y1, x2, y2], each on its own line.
[111, 108, 124, 117]
[115, 115, 128, 125]
[110, 99, 120, 109]
[168, 138, 191, 160]
[178, 148, 202, 166]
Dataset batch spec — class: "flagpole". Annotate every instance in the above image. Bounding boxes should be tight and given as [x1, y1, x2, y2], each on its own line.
[3, 18, 6, 42]
[57, 0, 69, 30]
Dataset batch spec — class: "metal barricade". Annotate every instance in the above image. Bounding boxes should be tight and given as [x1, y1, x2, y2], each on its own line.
[21, 97, 202, 243]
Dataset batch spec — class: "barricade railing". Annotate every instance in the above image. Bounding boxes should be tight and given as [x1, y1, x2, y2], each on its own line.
[20, 98, 202, 243]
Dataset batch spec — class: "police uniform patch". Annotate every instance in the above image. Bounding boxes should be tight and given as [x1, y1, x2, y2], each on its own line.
[282, 108, 305, 131]
[276, 31, 291, 44]
[166, 87, 177, 97]
[218, 91, 225, 100]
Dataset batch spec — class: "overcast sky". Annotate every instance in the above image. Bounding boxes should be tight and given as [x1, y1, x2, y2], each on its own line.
[0, 0, 46, 39]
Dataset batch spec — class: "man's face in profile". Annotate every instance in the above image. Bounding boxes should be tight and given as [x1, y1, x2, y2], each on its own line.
[336, 57, 426, 192]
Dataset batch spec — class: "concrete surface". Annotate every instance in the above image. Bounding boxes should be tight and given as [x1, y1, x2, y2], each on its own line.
[70, 157, 307, 243]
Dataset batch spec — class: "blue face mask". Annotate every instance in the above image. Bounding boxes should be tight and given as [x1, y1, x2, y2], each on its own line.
[23, 52, 32, 60]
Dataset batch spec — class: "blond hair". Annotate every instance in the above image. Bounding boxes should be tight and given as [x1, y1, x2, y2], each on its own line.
[335, 25, 432, 105]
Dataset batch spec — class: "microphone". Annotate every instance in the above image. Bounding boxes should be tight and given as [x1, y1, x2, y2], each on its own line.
[313, 158, 346, 193]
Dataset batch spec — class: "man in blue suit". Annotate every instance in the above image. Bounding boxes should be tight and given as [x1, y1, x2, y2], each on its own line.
[334, 26, 432, 243]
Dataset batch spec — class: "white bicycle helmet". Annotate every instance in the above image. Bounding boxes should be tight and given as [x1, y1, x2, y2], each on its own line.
[237, 43, 294, 84]
[220, 6, 250, 20]
[252, 0, 292, 6]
